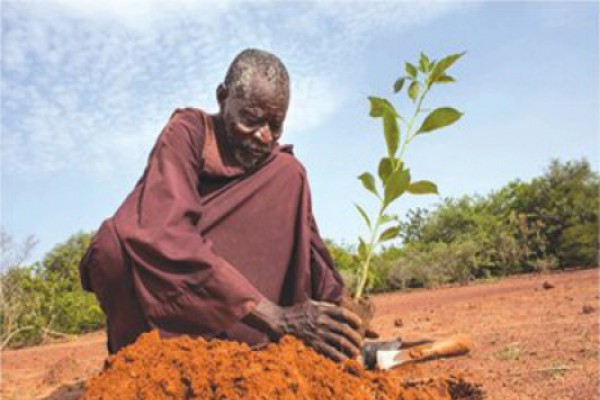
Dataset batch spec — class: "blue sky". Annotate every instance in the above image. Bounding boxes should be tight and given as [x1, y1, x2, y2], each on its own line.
[1, 1, 598, 264]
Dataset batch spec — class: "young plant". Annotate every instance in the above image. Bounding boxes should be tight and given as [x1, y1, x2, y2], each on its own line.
[353, 51, 465, 299]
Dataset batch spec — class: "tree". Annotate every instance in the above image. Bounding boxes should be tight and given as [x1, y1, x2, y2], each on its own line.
[399, 158, 599, 277]
[43, 231, 94, 290]
[1, 229, 38, 271]
[508, 159, 599, 267]
[0, 231, 104, 348]
[0, 230, 39, 347]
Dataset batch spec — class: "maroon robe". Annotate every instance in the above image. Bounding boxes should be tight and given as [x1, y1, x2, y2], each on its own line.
[79, 108, 344, 353]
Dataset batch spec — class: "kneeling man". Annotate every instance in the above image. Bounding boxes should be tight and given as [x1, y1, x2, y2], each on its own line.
[79, 49, 364, 362]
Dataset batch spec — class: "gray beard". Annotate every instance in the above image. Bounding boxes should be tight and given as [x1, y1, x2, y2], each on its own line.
[233, 145, 269, 171]
[224, 126, 270, 170]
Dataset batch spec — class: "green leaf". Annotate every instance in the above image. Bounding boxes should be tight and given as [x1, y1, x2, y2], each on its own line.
[383, 113, 399, 158]
[393, 77, 406, 93]
[435, 74, 455, 83]
[416, 107, 463, 134]
[378, 214, 395, 225]
[428, 59, 437, 72]
[378, 226, 400, 243]
[405, 62, 418, 79]
[358, 172, 379, 197]
[419, 52, 430, 73]
[379, 158, 404, 186]
[358, 237, 368, 260]
[429, 51, 465, 85]
[408, 81, 419, 102]
[354, 203, 371, 229]
[368, 97, 400, 157]
[407, 180, 439, 195]
[368, 97, 398, 118]
[383, 169, 411, 210]
[378, 157, 393, 185]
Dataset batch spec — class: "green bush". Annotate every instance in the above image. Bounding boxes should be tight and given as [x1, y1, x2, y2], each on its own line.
[556, 223, 599, 267]
[400, 159, 599, 275]
[0, 231, 104, 349]
[501, 159, 599, 268]
[388, 240, 479, 289]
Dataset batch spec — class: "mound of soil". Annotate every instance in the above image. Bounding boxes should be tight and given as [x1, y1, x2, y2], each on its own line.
[82, 331, 483, 400]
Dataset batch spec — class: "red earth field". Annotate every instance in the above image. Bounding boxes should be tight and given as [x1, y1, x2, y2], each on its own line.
[1, 268, 598, 400]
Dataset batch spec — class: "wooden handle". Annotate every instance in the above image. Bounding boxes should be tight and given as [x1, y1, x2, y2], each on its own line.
[408, 334, 471, 361]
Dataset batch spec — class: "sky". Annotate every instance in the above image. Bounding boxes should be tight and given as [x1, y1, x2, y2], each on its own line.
[1, 0, 598, 265]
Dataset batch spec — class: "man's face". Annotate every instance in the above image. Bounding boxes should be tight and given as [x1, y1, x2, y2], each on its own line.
[219, 79, 288, 170]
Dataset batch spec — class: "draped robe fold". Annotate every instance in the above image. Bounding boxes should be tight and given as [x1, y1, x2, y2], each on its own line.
[79, 108, 345, 353]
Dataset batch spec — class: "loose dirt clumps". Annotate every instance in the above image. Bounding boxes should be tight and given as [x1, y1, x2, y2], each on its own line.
[81, 331, 482, 400]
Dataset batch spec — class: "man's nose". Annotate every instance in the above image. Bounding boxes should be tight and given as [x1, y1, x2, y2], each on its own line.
[253, 124, 273, 145]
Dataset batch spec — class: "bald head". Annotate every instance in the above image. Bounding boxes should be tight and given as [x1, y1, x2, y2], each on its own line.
[223, 49, 290, 103]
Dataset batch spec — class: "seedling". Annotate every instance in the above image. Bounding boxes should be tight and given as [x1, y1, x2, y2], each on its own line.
[353, 51, 465, 299]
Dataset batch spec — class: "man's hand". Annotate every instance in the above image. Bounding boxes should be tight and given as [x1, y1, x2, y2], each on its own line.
[277, 300, 364, 362]
[339, 291, 380, 339]
[243, 298, 364, 362]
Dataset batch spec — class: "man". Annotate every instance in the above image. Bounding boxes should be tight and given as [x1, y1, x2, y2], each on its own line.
[79, 49, 366, 362]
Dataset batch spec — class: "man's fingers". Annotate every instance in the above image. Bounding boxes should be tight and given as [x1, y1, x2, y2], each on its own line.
[321, 331, 360, 359]
[311, 340, 347, 363]
[321, 304, 362, 330]
[319, 316, 363, 349]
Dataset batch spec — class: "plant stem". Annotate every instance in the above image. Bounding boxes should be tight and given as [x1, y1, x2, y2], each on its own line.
[354, 209, 384, 299]
[1, 326, 33, 349]
[399, 86, 430, 162]
[354, 82, 431, 300]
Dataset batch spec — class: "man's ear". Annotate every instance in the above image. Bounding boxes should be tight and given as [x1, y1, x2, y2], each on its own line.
[216, 83, 228, 109]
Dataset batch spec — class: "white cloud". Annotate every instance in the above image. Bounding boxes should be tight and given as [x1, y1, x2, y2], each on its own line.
[13, 0, 235, 31]
[1, 1, 467, 179]
[285, 75, 344, 141]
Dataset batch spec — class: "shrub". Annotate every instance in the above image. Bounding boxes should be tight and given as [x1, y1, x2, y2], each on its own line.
[556, 223, 599, 267]
[388, 240, 479, 289]
[0, 231, 104, 349]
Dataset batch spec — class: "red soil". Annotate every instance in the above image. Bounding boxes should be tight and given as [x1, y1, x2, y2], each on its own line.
[1, 268, 598, 399]
[81, 331, 481, 399]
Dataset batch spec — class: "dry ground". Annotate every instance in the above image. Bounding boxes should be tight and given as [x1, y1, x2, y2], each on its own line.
[1, 268, 598, 399]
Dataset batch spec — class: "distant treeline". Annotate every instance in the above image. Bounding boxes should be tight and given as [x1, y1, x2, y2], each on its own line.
[1, 159, 597, 349]
[329, 158, 599, 294]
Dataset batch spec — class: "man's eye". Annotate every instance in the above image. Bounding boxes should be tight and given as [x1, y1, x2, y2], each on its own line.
[244, 117, 262, 127]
